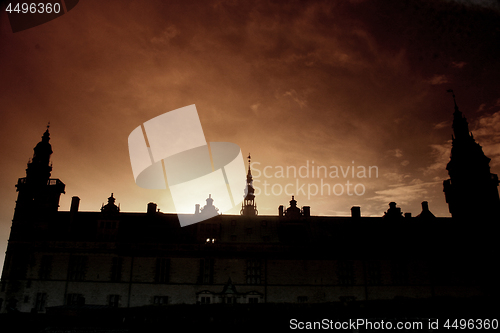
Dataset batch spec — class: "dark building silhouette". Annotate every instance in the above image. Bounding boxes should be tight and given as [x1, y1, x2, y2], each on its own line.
[0, 103, 498, 325]
[443, 90, 500, 221]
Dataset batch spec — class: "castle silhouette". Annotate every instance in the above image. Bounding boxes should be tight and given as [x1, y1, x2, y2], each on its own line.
[0, 96, 498, 328]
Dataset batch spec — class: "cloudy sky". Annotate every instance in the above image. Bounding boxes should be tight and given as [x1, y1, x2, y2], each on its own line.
[1, 0, 500, 267]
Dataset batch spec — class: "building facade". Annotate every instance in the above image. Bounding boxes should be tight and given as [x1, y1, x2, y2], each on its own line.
[0, 103, 497, 314]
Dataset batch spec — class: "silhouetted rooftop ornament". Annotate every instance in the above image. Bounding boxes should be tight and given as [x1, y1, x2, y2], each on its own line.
[382, 202, 403, 219]
[199, 194, 219, 217]
[415, 201, 436, 219]
[284, 195, 301, 218]
[101, 193, 120, 214]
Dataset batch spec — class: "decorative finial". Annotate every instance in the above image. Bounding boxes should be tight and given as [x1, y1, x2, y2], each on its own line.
[47, 121, 50, 130]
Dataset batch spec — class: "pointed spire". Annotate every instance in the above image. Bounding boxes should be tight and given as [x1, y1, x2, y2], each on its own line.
[447, 89, 471, 141]
[246, 153, 253, 183]
[241, 153, 258, 216]
[447, 89, 460, 114]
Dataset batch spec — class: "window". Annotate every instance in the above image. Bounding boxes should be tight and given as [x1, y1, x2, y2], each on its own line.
[39, 255, 53, 280]
[248, 297, 259, 304]
[34, 293, 47, 312]
[246, 259, 261, 285]
[153, 296, 169, 305]
[110, 257, 122, 282]
[9, 253, 29, 279]
[68, 256, 87, 281]
[366, 260, 381, 285]
[198, 259, 214, 284]
[297, 296, 308, 303]
[337, 260, 355, 285]
[108, 295, 120, 308]
[66, 293, 84, 306]
[155, 258, 170, 283]
[391, 261, 408, 285]
[223, 296, 236, 304]
[97, 220, 119, 240]
[200, 296, 211, 304]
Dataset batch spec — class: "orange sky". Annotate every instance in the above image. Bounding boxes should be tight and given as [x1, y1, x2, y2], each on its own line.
[1, 0, 500, 269]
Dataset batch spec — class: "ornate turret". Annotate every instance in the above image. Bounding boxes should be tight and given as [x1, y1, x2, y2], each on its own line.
[13, 125, 65, 220]
[241, 153, 258, 216]
[101, 193, 120, 215]
[443, 90, 500, 220]
[286, 196, 301, 217]
[198, 194, 219, 217]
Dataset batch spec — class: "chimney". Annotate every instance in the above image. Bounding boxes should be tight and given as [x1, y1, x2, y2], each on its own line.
[405, 212, 412, 218]
[421, 201, 429, 211]
[70, 196, 80, 213]
[302, 206, 310, 217]
[147, 202, 157, 214]
[195, 204, 200, 214]
[351, 206, 361, 218]
[278, 205, 284, 217]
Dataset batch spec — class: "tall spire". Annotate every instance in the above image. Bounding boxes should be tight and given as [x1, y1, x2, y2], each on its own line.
[447, 89, 471, 141]
[241, 153, 258, 216]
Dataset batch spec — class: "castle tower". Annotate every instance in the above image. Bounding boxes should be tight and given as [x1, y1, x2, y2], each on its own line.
[443, 91, 500, 220]
[13, 125, 65, 221]
[241, 154, 258, 216]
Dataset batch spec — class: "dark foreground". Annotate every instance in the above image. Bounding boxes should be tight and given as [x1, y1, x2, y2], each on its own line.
[0, 296, 498, 332]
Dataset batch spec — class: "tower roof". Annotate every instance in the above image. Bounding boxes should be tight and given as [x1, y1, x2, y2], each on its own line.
[447, 89, 471, 141]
